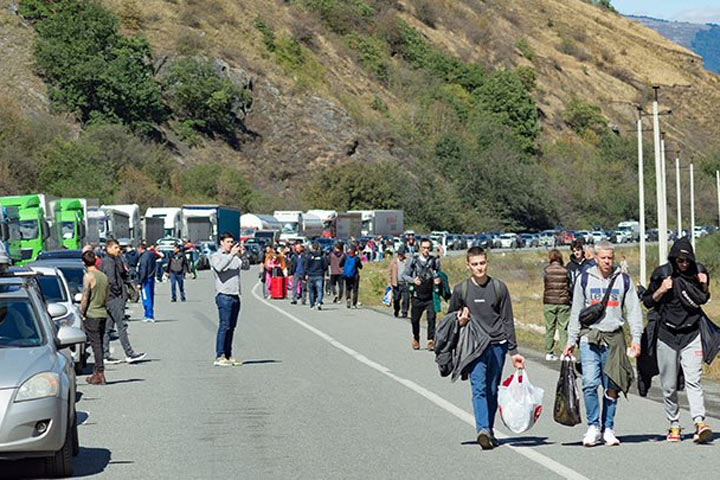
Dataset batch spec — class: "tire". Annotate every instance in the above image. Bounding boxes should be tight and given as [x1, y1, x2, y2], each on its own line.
[71, 412, 79, 457]
[44, 413, 73, 477]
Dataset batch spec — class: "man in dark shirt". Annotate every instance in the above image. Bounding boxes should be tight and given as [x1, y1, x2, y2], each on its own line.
[447, 246, 525, 449]
[402, 238, 441, 351]
[642, 237, 712, 443]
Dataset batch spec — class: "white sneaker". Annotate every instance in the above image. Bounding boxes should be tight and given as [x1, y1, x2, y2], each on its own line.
[583, 425, 602, 447]
[603, 428, 620, 446]
[545, 353, 558, 361]
[213, 357, 232, 367]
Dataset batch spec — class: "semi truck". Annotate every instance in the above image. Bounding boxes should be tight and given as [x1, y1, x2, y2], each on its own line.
[51, 198, 91, 250]
[102, 204, 141, 245]
[87, 207, 131, 245]
[306, 210, 338, 238]
[347, 210, 404, 236]
[273, 211, 304, 241]
[0, 205, 22, 264]
[302, 213, 325, 239]
[335, 212, 362, 239]
[145, 207, 183, 238]
[182, 205, 241, 245]
[240, 213, 282, 241]
[617, 220, 640, 243]
[142, 216, 165, 245]
[0, 194, 56, 264]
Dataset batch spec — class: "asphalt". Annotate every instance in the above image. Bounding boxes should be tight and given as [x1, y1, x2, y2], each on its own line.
[3, 265, 720, 479]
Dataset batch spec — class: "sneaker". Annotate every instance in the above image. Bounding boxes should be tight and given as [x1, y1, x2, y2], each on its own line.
[181, 298, 186, 302]
[317, 305, 322, 311]
[126, 352, 147, 364]
[411, 339, 420, 350]
[427, 339, 435, 351]
[309, 304, 315, 309]
[352, 305, 359, 309]
[142, 317, 156, 323]
[582, 425, 602, 447]
[490, 433, 500, 447]
[347, 301, 351, 309]
[171, 298, 177, 303]
[291, 300, 297, 305]
[213, 357, 232, 367]
[694, 422, 713, 444]
[603, 428, 620, 446]
[105, 357, 123, 365]
[477, 429, 495, 450]
[226, 357, 243, 366]
[332, 296, 338, 303]
[667, 426, 682, 442]
[545, 353, 558, 361]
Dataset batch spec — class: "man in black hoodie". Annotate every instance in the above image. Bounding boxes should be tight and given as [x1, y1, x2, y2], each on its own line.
[304, 242, 328, 310]
[642, 237, 712, 443]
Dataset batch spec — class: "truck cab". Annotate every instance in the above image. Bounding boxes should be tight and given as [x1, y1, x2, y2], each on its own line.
[53, 199, 87, 250]
[0, 205, 22, 264]
[0, 194, 53, 265]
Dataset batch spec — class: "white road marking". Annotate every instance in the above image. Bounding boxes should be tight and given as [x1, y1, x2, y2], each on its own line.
[251, 284, 589, 480]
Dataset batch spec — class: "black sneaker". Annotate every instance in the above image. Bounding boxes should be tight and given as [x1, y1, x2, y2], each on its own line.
[317, 305, 322, 311]
[291, 300, 297, 305]
[346, 301, 351, 309]
[105, 357, 123, 365]
[126, 352, 147, 364]
[477, 430, 495, 450]
[171, 298, 177, 302]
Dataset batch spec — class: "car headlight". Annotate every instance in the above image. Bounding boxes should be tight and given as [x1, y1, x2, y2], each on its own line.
[15, 372, 60, 402]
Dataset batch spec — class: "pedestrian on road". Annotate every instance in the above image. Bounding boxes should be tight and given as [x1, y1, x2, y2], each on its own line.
[100, 239, 146, 364]
[289, 243, 308, 305]
[123, 244, 139, 282]
[81, 250, 109, 385]
[388, 245, 409, 318]
[566, 240, 587, 298]
[211, 232, 244, 367]
[327, 242, 345, 302]
[641, 238, 714, 443]
[339, 244, 362, 309]
[404, 234, 417, 255]
[402, 238, 441, 351]
[564, 241, 643, 447]
[305, 241, 328, 310]
[542, 249, 570, 361]
[165, 244, 190, 302]
[446, 246, 525, 450]
[136, 242, 157, 323]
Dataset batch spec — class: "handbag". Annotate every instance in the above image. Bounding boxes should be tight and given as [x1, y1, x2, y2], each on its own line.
[578, 272, 619, 327]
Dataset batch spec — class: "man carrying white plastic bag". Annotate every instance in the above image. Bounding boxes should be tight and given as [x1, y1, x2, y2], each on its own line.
[498, 368, 544, 433]
[441, 247, 525, 450]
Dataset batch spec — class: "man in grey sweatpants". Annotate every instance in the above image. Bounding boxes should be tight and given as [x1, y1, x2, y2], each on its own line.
[642, 237, 713, 443]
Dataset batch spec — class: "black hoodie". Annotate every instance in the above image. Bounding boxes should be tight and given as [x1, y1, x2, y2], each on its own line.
[642, 237, 709, 349]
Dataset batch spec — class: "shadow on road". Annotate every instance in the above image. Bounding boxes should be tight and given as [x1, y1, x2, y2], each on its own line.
[105, 378, 146, 386]
[0, 447, 112, 479]
[461, 436, 552, 447]
[242, 359, 282, 365]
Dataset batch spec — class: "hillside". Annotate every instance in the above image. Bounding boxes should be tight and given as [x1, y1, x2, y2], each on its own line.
[628, 15, 720, 75]
[3, 0, 720, 231]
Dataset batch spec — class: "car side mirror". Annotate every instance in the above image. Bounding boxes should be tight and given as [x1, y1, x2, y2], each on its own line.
[73, 293, 82, 303]
[47, 303, 68, 319]
[56, 326, 86, 349]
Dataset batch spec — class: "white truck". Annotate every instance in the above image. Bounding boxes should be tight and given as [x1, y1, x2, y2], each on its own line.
[306, 209, 338, 237]
[240, 214, 282, 241]
[302, 213, 325, 239]
[617, 220, 640, 243]
[273, 211, 304, 241]
[145, 207, 183, 239]
[87, 207, 130, 245]
[335, 212, 362, 239]
[102, 204, 141, 245]
[348, 210, 404, 236]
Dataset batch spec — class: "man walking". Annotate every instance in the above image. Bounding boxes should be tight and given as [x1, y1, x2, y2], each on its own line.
[136, 242, 157, 323]
[402, 238, 441, 351]
[327, 242, 344, 302]
[211, 232, 244, 367]
[446, 246, 525, 449]
[289, 243, 307, 305]
[564, 241, 643, 447]
[165, 244, 190, 302]
[100, 239, 146, 364]
[642, 238, 714, 443]
[388, 245, 409, 318]
[566, 239, 587, 297]
[81, 250, 109, 385]
[543, 249, 571, 361]
[304, 242, 328, 310]
[340, 244, 363, 309]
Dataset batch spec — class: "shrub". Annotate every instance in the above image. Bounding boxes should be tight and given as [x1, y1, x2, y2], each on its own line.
[175, 30, 208, 55]
[346, 34, 392, 84]
[412, 0, 439, 28]
[516, 38, 535, 61]
[562, 97, 607, 136]
[255, 18, 276, 52]
[304, 0, 375, 35]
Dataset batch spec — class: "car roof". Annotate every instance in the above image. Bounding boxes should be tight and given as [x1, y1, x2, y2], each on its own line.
[28, 265, 61, 275]
[37, 249, 83, 259]
[30, 259, 84, 269]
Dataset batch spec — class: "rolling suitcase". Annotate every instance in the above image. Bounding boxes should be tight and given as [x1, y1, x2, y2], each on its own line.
[270, 275, 287, 299]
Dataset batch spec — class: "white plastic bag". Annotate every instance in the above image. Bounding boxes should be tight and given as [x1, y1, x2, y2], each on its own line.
[382, 285, 393, 306]
[497, 368, 544, 434]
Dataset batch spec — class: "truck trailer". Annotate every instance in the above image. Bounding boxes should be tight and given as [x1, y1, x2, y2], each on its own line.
[240, 214, 282, 241]
[182, 205, 241, 245]
[145, 207, 183, 239]
[335, 212, 362, 240]
[347, 210, 404, 236]
[102, 204, 141, 245]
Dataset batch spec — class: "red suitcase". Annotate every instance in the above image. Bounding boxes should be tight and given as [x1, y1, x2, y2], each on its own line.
[270, 276, 287, 299]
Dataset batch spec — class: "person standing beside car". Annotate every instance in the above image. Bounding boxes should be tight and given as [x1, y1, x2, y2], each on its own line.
[542, 249, 571, 361]
[100, 239, 146, 364]
[81, 250, 109, 385]
[211, 232, 244, 367]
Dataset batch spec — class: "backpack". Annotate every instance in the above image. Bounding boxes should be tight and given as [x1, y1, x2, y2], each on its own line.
[580, 270, 630, 309]
[459, 277, 502, 314]
[343, 255, 359, 278]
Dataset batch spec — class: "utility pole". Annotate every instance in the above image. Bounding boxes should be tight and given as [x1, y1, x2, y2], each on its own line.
[675, 153, 682, 238]
[637, 107, 647, 287]
[661, 132, 668, 237]
[716, 170, 720, 228]
[652, 86, 667, 261]
[690, 162, 695, 251]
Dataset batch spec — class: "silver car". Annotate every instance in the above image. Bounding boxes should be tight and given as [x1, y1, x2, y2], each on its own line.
[0, 263, 87, 477]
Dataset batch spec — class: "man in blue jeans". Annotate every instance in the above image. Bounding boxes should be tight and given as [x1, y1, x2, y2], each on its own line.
[136, 243, 157, 323]
[304, 242, 328, 310]
[446, 247, 525, 449]
[564, 241, 643, 447]
[165, 244, 189, 302]
[210, 232, 244, 367]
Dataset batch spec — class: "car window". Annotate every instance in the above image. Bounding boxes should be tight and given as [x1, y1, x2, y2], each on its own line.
[36, 275, 68, 303]
[57, 267, 84, 295]
[0, 299, 44, 347]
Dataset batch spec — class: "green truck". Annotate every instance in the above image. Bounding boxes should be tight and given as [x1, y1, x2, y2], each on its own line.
[0, 194, 54, 264]
[0, 205, 22, 264]
[53, 198, 88, 250]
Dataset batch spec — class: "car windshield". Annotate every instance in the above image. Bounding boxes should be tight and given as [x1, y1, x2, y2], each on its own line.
[18, 220, 39, 240]
[57, 267, 84, 295]
[37, 275, 67, 303]
[281, 222, 298, 234]
[0, 299, 43, 347]
[61, 221, 75, 239]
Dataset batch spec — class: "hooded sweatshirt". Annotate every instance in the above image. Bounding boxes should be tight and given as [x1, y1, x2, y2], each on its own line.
[567, 264, 643, 347]
[328, 249, 343, 275]
[642, 237, 709, 350]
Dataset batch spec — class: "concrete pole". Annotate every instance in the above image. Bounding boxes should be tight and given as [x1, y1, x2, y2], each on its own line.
[661, 133, 668, 238]
[675, 156, 682, 237]
[717, 171, 720, 228]
[652, 88, 667, 261]
[690, 163, 696, 252]
[637, 112, 647, 286]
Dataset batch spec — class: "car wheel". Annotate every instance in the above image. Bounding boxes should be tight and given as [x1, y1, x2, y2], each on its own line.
[44, 412, 73, 477]
[71, 411, 79, 457]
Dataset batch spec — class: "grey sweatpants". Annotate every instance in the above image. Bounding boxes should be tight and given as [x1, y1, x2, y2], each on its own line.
[657, 334, 706, 426]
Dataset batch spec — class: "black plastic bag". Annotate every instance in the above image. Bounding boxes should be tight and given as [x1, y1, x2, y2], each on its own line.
[553, 357, 582, 427]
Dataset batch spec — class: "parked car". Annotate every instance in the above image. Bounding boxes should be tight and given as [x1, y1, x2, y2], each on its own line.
[575, 230, 593, 244]
[538, 230, 558, 247]
[0, 256, 87, 477]
[499, 233, 519, 249]
[471, 234, 491, 249]
[560, 231, 576, 245]
[244, 243, 261, 265]
[518, 233, 538, 248]
[30, 259, 85, 298]
[590, 230, 606, 244]
[36, 250, 84, 261]
[28, 265, 87, 374]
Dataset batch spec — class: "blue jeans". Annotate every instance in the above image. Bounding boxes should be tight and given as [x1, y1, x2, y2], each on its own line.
[141, 278, 155, 320]
[468, 343, 507, 433]
[308, 276, 324, 306]
[579, 339, 619, 430]
[170, 272, 185, 301]
[215, 294, 240, 358]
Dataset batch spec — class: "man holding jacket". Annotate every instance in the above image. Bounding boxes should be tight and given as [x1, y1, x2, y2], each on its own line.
[402, 238, 441, 351]
[136, 242, 157, 323]
[165, 244, 190, 302]
[564, 241, 643, 447]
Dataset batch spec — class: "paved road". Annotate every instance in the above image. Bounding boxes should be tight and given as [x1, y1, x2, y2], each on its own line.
[4, 266, 720, 479]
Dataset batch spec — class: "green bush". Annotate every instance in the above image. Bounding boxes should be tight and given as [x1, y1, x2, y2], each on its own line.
[161, 58, 251, 139]
[516, 38, 535, 61]
[346, 34, 392, 84]
[255, 18, 276, 52]
[304, 0, 375, 35]
[562, 97, 608, 137]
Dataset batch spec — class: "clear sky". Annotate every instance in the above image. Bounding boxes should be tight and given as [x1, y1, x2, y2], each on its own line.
[612, 0, 720, 24]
